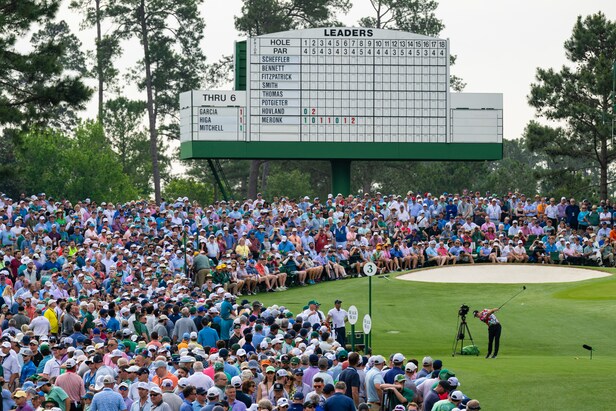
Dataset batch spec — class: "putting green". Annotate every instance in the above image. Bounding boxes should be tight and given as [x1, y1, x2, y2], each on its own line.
[252, 268, 616, 410]
[554, 277, 616, 300]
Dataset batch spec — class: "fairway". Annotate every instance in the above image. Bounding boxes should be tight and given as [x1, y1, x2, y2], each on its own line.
[254, 266, 616, 410]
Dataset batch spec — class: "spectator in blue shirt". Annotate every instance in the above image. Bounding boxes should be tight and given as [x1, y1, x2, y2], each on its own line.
[323, 382, 356, 411]
[180, 387, 196, 411]
[197, 318, 219, 348]
[278, 237, 295, 255]
[19, 349, 37, 385]
[107, 310, 120, 333]
[90, 376, 127, 411]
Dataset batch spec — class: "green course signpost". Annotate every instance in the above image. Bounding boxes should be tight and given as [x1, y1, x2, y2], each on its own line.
[363, 262, 377, 350]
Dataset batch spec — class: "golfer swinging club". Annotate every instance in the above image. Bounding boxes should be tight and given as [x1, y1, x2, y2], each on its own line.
[473, 307, 502, 359]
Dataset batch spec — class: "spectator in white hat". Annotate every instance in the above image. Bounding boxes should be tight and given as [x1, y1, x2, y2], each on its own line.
[149, 386, 172, 411]
[54, 358, 85, 411]
[384, 353, 405, 384]
[416, 356, 433, 379]
[365, 355, 386, 409]
[129, 382, 151, 411]
[431, 389, 464, 411]
[90, 375, 125, 411]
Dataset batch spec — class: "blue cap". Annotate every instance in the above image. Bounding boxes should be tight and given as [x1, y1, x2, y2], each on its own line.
[92, 328, 100, 334]
[182, 332, 190, 339]
[36, 380, 51, 389]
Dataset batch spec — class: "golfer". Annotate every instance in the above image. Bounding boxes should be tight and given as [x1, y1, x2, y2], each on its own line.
[473, 307, 501, 359]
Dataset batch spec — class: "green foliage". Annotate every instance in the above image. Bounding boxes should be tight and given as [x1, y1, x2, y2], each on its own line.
[103, 97, 172, 197]
[358, 0, 443, 35]
[0, 1, 91, 196]
[265, 168, 316, 201]
[526, 12, 616, 200]
[235, 0, 350, 36]
[0, 1, 91, 131]
[69, 0, 123, 121]
[163, 177, 213, 206]
[349, 139, 541, 197]
[15, 122, 138, 202]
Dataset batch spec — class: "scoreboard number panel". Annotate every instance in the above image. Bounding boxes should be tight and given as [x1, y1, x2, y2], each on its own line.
[247, 28, 450, 143]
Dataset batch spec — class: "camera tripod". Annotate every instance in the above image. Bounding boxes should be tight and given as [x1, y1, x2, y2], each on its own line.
[451, 314, 477, 356]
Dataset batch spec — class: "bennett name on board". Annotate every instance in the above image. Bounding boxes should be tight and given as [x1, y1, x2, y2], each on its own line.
[324, 28, 373, 37]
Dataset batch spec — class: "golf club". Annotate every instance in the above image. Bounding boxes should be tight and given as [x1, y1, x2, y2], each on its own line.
[498, 285, 527, 309]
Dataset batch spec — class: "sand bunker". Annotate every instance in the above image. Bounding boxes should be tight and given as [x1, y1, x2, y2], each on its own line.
[397, 264, 611, 284]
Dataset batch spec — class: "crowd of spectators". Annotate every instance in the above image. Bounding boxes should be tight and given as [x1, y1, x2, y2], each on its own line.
[0, 188, 607, 411]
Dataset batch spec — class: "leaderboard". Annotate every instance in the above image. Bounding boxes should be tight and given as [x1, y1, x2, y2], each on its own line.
[248, 28, 450, 143]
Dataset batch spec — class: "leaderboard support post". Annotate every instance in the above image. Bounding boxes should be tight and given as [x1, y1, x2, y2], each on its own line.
[331, 159, 351, 196]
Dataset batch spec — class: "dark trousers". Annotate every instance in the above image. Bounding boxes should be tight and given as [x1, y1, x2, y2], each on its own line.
[487, 323, 502, 356]
[335, 326, 346, 347]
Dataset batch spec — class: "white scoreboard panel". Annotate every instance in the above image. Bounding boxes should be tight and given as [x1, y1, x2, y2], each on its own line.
[179, 90, 246, 142]
[248, 28, 450, 143]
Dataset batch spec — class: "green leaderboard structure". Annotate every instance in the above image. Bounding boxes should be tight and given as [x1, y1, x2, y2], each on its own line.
[180, 28, 504, 195]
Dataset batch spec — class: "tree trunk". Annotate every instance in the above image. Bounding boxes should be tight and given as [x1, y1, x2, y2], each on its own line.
[600, 133, 608, 201]
[138, 0, 161, 202]
[362, 162, 373, 193]
[248, 159, 261, 199]
[261, 160, 270, 195]
[96, 0, 104, 123]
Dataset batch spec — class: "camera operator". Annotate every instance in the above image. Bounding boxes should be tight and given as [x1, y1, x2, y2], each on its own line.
[530, 240, 550, 264]
[473, 307, 502, 359]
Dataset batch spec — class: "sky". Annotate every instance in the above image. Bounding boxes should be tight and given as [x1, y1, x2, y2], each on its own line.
[196, 0, 616, 140]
